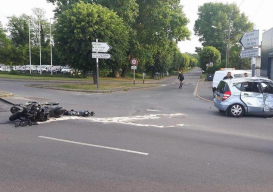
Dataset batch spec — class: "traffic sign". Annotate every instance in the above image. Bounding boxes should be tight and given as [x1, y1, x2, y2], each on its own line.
[92, 42, 112, 52]
[239, 30, 259, 48]
[131, 66, 137, 70]
[130, 58, 138, 65]
[239, 48, 259, 58]
[92, 53, 112, 59]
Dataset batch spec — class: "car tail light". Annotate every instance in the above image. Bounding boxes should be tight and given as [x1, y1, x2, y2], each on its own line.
[222, 91, 231, 101]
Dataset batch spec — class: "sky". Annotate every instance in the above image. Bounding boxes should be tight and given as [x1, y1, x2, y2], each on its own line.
[0, 0, 272, 53]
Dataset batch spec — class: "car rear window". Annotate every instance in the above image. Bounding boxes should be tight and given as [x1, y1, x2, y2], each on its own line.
[217, 81, 230, 94]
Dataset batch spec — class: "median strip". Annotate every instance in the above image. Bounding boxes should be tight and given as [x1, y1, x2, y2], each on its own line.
[39, 136, 149, 156]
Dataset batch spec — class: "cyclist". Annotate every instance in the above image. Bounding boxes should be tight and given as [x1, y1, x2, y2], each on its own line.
[178, 71, 184, 89]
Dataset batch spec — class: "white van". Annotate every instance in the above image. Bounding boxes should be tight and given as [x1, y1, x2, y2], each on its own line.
[212, 70, 252, 95]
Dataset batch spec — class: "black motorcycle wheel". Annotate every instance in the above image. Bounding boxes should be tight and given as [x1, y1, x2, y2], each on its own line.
[9, 112, 20, 121]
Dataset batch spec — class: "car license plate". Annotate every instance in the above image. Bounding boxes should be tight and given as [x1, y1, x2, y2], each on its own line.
[216, 95, 220, 100]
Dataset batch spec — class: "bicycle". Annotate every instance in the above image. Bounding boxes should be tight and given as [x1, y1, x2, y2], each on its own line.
[179, 81, 183, 89]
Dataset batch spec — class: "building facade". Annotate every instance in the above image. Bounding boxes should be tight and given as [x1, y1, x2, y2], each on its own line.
[261, 28, 273, 79]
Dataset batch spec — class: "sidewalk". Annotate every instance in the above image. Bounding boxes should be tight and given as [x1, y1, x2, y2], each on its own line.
[197, 80, 214, 102]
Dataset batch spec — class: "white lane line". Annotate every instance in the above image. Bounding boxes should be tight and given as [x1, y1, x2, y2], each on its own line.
[146, 109, 160, 112]
[39, 136, 149, 156]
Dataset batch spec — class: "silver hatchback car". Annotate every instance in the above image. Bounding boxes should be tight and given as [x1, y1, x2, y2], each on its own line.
[214, 77, 273, 117]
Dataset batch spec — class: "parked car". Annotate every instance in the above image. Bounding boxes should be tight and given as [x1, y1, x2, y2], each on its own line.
[214, 77, 273, 117]
[24, 65, 37, 72]
[0, 65, 5, 71]
[61, 66, 72, 74]
[1, 65, 11, 72]
[50, 66, 63, 74]
[36, 65, 51, 74]
[16, 65, 26, 72]
[212, 70, 252, 96]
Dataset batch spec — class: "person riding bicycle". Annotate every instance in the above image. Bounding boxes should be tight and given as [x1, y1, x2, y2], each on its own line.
[178, 71, 184, 89]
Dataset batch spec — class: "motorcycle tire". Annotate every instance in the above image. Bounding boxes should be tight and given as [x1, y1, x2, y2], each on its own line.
[9, 112, 20, 121]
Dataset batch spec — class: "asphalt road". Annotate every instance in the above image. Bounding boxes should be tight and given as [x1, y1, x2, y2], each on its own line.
[0, 68, 273, 192]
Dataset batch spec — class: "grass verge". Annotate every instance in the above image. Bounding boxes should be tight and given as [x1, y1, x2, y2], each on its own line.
[30, 83, 160, 92]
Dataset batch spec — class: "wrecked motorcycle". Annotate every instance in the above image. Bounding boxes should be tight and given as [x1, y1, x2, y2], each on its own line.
[9, 102, 66, 127]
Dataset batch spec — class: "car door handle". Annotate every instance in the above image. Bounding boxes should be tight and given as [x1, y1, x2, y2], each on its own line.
[244, 93, 249, 96]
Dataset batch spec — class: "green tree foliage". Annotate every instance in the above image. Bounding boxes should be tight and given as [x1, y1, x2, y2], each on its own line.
[194, 2, 253, 58]
[0, 22, 11, 64]
[181, 53, 190, 69]
[5, 10, 52, 67]
[92, 0, 139, 76]
[189, 57, 198, 68]
[54, 2, 129, 82]
[198, 46, 221, 71]
[45, 0, 192, 77]
[7, 14, 30, 47]
[135, 0, 190, 74]
[229, 44, 251, 69]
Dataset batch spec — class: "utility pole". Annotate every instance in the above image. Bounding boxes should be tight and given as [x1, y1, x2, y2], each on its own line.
[226, 16, 231, 68]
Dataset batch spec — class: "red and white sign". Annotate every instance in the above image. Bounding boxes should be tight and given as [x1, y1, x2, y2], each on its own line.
[130, 58, 138, 66]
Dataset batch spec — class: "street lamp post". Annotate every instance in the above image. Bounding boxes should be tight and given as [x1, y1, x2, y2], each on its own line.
[39, 19, 42, 75]
[29, 20, 32, 74]
[50, 18, 53, 75]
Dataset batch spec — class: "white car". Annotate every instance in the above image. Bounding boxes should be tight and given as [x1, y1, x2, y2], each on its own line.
[61, 67, 72, 74]
[0, 65, 5, 71]
[36, 65, 51, 74]
[212, 70, 252, 95]
[24, 65, 37, 73]
[51, 66, 63, 74]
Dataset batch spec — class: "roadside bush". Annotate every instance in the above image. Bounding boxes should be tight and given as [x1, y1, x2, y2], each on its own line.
[99, 69, 110, 77]
[206, 63, 222, 74]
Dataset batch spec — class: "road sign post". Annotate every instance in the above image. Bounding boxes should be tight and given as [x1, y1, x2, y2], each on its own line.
[96, 39, 99, 89]
[92, 40, 112, 89]
[239, 30, 260, 77]
[239, 48, 259, 58]
[130, 58, 138, 85]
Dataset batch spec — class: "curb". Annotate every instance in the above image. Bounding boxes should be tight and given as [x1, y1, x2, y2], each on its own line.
[194, 80, 213, 103]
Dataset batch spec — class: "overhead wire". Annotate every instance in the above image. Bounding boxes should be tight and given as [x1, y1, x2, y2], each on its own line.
[250, 0, 264, 21]
[238, 0, 246, 8]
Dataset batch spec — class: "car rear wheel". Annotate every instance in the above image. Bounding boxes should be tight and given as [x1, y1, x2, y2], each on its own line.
[228, 104, 244, 117]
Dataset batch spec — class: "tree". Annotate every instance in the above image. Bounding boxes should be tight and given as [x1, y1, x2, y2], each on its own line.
[93, 0, 139, 77]
[198, 46, 221, 71]
[7, 14, 30, 47]
[181, 53, 190, 69]
[54, 2, 129, 82]
[229, 44, 250, 69]
[135, 0, 190, 75]
[47, 0, 190, 76]
[0, 22, 11, 64]
[194, 2, 253, 58]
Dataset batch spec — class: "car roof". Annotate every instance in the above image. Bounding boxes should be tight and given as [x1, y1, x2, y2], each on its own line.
[215, 70, 250, 74]
[223, 77, 272, 84]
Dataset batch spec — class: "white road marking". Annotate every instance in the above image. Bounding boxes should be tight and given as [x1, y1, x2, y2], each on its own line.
[39, 136, 149, 156]
[40, 113, 187, 128]
[146, 109, 160, 112]
[161, 84, 167, 87]
[172, 83, 175, 85]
